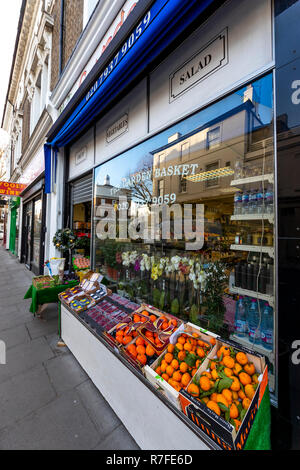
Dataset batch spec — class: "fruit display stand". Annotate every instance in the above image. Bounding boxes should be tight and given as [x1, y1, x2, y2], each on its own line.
[60, 300, 271, 450]
[24, 276, 79, 316]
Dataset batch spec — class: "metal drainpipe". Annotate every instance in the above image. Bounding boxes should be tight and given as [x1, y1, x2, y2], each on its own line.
[59, 0, 65, 75]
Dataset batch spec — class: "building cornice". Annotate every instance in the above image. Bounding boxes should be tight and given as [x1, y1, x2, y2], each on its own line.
[50, 0, 125, 109]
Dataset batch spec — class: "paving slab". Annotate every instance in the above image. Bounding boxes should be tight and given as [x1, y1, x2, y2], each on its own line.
[0, 390, 100, 450]
[0, 365, 56, 431]
[93, 424, 140, 450]
[45, 354, 88, 395]
[25, 317, 59, 340]
[76, 380, 121, 439]
[0, 324, 31, 350]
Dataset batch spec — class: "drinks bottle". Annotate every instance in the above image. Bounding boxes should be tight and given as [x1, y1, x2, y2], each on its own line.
[249, 188, 257, 214]
[265, 185, 274, 214]
[260, 303, 273, 350]
[256, 186, 264, 214]
[234, 296, 247, 337]
[234, 191, 242, 215]
[241, 190, 249, 215]
[247, 299, 261, 344]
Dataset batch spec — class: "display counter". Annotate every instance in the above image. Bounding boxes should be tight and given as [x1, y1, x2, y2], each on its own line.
[60, 300, 270, 450]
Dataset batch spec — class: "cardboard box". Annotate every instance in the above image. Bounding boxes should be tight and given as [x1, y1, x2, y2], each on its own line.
[144, 323, 218, 410]
[179, 337, 268, 450]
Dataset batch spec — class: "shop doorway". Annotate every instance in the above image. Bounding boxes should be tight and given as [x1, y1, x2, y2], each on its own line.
[22, 192, 46, 275]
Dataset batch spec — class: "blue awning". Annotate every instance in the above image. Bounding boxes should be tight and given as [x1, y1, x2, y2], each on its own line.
[48, 0, 215, 149]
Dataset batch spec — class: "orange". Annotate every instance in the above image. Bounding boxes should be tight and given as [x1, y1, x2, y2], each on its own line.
[216, 394, 229, 408]
[230, 377, 241, 392]
[239, 372, 252, 386]
[201, 371, 212, 379]
[145, 331, 154, 340]
[217, 345, 230, 358]
[160, 362, 167, 373]
[167, 344, 175, 353]
[172, 371, 182, 382]
[178, 336, 186, 345]
[136, 337, 145, 346]
[178, 351, 186, 361]
[233, 363, 242, 376]
[181, 373, 191, 387]
[172, 382, 182, 392]
[210, 392, 218, 403]
[166, 365, 174, 377]
[145, 345, 155, 357]
[224, 367, 233, 377]
[210, 361, 217, 370]
[242, 397, 251, 410]
[169, 319, 177, 327]
[180, 362, 188, 373]
[222, 389, 233, 404]
[187, 383, 200, 397]
[236, 352, 248, 365]
[199, 376, 211, 391]
[191, 368, 198, 377]
[137, 354, 147, 365]
[164, 353, 173, 364]
[245, 384, 255, 399]
[210, 337, 217, 346]
[207, 401, 221, 416]
[176, 342, 183, 351]
[211, 369, 219, 381]
[133, 314, 141, 323]
[155, 366, 161, 376]
[150, 315, 157, 323]
[229, 403, 239, 419]
[161, 321, 169, 330]
[233, 419, 241, 431]
[244, 363, 256, 376]
[161, 373, 169, 382]
[142, 310, 149, 316]
[197, 347, 205, 358]
[123, 335, 133, 345]
[184, 342, 192, 352]
[192, 333, 199, 339]
[223, 356, 235, 369]
[238, 389, 246, 400]
[171, 359, 179, 370]
[252, 374, 259, 384]
[136, 345, 146, 355]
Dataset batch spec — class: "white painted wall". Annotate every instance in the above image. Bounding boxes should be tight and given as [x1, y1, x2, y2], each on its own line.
[95, 78, 148, 166]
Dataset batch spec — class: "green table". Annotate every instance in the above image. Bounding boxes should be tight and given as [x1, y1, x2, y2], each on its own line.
[24, 280, 79, 315]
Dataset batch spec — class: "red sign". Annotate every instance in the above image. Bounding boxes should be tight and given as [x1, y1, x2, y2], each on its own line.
[0, 182, 27, 197]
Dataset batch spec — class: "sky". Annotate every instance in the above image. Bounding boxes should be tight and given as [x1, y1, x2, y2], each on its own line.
[0, 0, 23, 124]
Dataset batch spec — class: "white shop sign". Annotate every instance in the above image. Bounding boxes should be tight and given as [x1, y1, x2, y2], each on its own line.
[170, 28, 228, 102]
[149, 0, 273, 134]
[106, 113, 129, 143]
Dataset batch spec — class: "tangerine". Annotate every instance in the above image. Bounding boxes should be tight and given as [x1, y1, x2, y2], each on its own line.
[179, 362, 188, 373]
[229, 403, 239, 419]
[164, 353, 173, 364]
[172, 371, 182, 382]
[181, 373, 191, 387]
[239, 372, 252, 386]
[137, 354, 147, 365]
[167, 344, 175, 353]
[187, 383, 200, 397]
[207, 401, 221, 416]
[236, 352, 248, 365]
[199, 376, 211, 391]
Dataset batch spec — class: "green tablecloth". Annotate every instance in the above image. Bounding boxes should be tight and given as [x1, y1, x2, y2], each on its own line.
[24, 280, 79, 314]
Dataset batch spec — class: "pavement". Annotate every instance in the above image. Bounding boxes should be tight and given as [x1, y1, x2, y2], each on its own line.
[0, 246, 139, 450]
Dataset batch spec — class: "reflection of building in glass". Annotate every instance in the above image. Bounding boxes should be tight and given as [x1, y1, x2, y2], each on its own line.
[151, 100, 272, 205]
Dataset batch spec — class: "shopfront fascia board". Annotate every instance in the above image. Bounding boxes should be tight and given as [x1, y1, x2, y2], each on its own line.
[50, 0, 128, 112]
[149, 0, 274, 135]
[69, 128, 95, 182]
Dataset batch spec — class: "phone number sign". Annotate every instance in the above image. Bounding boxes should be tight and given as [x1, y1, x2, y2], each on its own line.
[0, 182, 27, 196]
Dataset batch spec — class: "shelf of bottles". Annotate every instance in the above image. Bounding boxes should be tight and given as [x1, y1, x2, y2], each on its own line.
[230, 286, 274, 308]
[230, 244, 274, 258]
[230, 157, 275, 384]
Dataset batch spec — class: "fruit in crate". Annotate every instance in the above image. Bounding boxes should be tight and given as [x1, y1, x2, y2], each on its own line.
[73, 256, 90, 269]
[154, 333, 212, 393]
[190, 346, 261, 431]
[125, 336, 157, 367]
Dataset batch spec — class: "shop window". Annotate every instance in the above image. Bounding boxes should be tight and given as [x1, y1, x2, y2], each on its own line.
[92, 73, 276, 397]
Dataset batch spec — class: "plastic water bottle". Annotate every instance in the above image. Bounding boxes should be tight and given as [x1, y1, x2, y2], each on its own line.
[241, 190, 249, 215]
[234, 296, 247, 337]
[234, 191, 242, 215]
[265, 185, 274, 214]
[234, 157, 243, 179]
[260, 303, 273, 350]
[247, 299, 261, 344]
[256, 186, 264, 214]
[249, 188, 257, 214]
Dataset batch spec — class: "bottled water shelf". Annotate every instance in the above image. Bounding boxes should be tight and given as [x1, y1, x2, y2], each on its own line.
[230, 173, 274, 187]
[230, 286, 274, 307]
[230, 244, 274, 257]
[231, 214, 274, 224]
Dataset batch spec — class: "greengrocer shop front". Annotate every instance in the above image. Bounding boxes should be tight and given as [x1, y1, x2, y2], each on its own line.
[45, 0, 300, 450]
